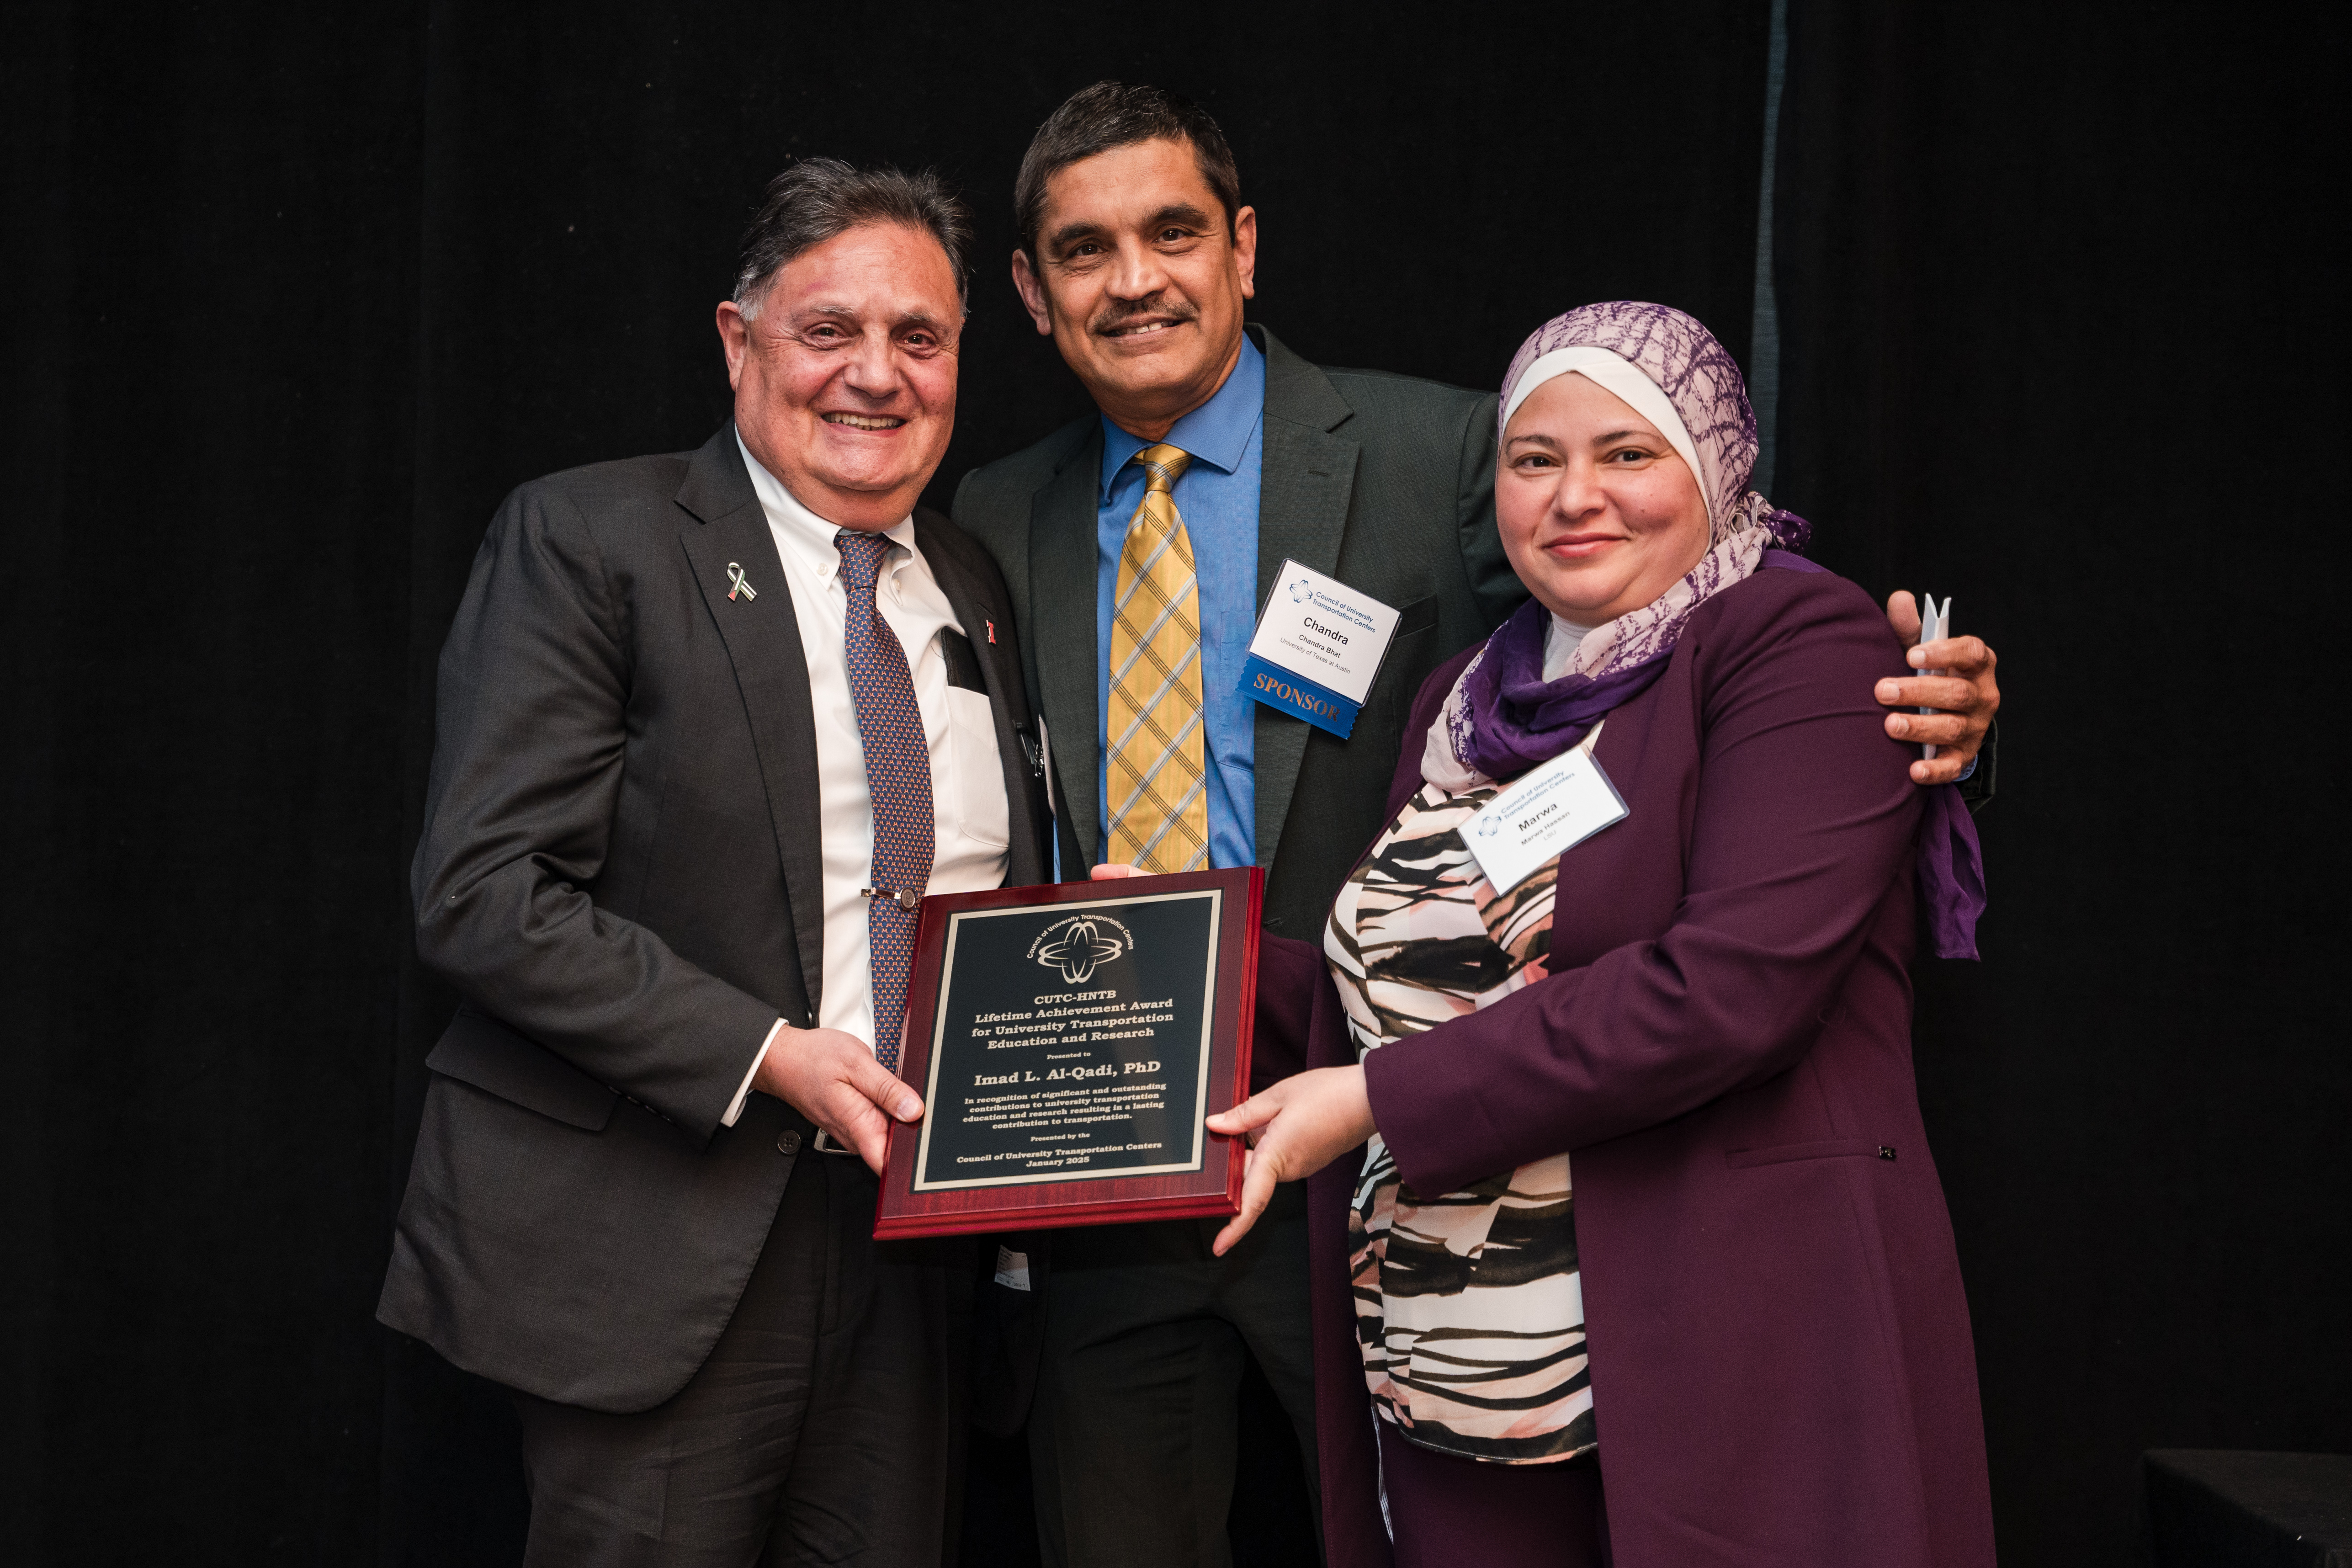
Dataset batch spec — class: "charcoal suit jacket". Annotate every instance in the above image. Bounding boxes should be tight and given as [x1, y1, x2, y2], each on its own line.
[948, 326, 1524, 1429]
[378, 424, 1053, 1414]
[954, 325, 1523, 957]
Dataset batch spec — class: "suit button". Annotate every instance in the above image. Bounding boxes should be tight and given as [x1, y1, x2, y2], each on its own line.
[777, 1131, 802, 1156]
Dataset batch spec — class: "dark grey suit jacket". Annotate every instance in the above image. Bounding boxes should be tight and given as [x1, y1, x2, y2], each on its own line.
[379, 425, 1052, 1414]
[947, 329, 1518, 1434]
[953, 326, 1522, 944]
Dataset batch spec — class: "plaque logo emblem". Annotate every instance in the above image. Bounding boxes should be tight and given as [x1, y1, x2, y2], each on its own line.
[1029, 914, 1135, 985]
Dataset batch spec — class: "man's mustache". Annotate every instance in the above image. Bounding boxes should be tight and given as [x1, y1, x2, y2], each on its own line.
[1090, 296, 1198, 336]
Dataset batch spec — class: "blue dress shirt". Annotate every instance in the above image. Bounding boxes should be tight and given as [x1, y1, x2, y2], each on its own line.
[1096, 335, 1266, 870]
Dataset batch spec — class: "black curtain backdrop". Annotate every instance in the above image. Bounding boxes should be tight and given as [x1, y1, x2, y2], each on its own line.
[4, 2, 2342, 1564]
[5, 2, 429, 1562]
[1772, 5, 2352, 1563]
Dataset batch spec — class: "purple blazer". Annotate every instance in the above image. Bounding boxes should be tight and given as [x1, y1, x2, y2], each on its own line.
[1302, 563, 1996, 1568]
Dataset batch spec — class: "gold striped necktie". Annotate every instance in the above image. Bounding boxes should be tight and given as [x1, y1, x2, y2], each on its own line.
[1107, 443, 1209, 873]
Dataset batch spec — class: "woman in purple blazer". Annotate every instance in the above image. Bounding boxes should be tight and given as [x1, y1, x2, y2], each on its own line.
[1207, 303, 1995, 1568]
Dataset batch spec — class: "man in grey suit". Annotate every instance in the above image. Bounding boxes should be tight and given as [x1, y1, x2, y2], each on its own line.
[380, 160, 1051, 1566]
[953, 83, 2002, 1566]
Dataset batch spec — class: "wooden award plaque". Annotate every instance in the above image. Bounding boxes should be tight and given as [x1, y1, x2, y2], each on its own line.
[872, 867, 1261, 1240]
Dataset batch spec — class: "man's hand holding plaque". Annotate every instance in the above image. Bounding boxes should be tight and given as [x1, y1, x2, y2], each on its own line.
[753, 1024, 924, 1173]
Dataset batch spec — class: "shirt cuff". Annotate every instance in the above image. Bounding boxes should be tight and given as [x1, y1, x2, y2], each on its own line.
[1955, 753, 1979, 782]
[723, 1018, 788, 1127]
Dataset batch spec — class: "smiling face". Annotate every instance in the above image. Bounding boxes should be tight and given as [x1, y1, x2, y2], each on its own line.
[1010, 137, 1257, 442]
[1497, 372, 1714, 623]
[717, 220, 962, 531]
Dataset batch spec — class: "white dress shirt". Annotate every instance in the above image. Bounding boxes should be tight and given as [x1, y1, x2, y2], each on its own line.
[723, 437, 1010, 1124]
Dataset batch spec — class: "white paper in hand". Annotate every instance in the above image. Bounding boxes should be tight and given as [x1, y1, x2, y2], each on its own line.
[1916, 594, 1951, 762]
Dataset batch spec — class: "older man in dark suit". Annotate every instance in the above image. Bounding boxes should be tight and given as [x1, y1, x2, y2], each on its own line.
[379, 159, 1051, 1566]
[953, 82, 2002, 1567]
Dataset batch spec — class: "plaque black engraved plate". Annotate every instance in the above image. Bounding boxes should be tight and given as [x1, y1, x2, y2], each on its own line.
[913, 889, 1220, 1190]
[874, 868, 1260, 1238]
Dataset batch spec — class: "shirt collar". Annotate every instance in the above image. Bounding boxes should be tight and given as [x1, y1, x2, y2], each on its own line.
[1098, 333, 1267, 500]
[737, 430, 915, 586]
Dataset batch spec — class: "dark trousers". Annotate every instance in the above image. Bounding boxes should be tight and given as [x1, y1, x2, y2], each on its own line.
[1377, 1422, 1609, 1568]
[512, 1151, 974, 1568]
[1028, 1181, 1319, 1568]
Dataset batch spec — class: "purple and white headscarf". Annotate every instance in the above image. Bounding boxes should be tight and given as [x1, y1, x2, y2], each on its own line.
[1425, 300, 1985, 959]
[1425, 301, 1808, 792]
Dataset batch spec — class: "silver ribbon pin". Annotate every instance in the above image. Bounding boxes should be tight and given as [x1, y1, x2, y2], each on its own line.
[726, 562, 757, 601]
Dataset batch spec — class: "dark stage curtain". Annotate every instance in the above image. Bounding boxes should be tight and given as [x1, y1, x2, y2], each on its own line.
[1774, 3, 2352, 1563]
[4, 1, 429, 1563]
[4, 3, 1770, 1564]
[9, 1, 2343, 1563]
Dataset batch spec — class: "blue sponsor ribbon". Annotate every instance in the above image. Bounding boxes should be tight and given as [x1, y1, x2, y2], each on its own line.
[1239, 652, 1360, 739]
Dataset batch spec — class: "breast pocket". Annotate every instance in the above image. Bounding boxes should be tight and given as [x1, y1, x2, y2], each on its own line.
[1368, 595, 1441, 738]
[1726, 1139, 1899, 1168]
[945, 688, 1011, 850]
[1390, 594, 1439, 642]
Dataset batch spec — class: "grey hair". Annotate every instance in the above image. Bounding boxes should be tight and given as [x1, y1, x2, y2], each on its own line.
[731, 158, 972, 319]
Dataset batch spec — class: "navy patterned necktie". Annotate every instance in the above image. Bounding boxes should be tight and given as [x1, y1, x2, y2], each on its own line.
[836, 529, 934, 1073]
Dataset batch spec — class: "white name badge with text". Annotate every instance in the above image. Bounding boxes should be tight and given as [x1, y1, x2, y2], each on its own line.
[1462, 725, 1628, 893]
[1240, 560, 1403, 738]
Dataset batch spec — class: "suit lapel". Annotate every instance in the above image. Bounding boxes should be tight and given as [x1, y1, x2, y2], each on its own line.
[674, 426, 828, 1018]
[1029, 426, 1106, 868]
[1250, 329, 1361, 874]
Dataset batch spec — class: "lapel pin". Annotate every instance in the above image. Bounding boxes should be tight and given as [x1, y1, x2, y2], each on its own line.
[986, 619, 997, 644]
[726, 562, 757, 601]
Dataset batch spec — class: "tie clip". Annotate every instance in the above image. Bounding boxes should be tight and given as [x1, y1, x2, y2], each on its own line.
[863, 885, 922, 912]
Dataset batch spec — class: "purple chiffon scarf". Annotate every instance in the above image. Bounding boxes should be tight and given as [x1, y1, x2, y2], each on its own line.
[1430, 301, 1984, 959]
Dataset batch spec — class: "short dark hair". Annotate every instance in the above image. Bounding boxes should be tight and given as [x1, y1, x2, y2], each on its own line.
[1014, 82, 1241, 259]
[731, 158, 972, 316]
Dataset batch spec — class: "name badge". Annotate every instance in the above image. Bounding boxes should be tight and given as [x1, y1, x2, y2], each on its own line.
[1239, 559, 1402, 738]
[1462, 727, 1628, 893]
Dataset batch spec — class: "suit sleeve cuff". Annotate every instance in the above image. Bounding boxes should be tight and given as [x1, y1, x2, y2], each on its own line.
[1363, 1028, 1496, 1199]
[1958, 717, 1997, 813]
[722, 1018, 787, 1127]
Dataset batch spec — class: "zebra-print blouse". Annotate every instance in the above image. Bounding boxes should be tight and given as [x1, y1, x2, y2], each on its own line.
[1324, 776, 1597, 1467]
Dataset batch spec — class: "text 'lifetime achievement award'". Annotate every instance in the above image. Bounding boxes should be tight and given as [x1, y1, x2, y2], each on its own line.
[873, 867, 1261, 1239]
